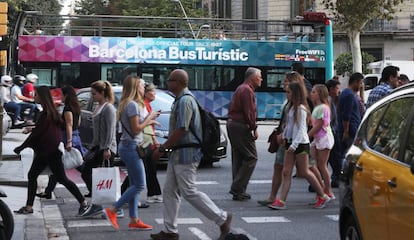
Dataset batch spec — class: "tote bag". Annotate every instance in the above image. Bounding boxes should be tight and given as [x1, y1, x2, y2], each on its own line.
[92, 163, 121, 204]
[62, 148, 83, 169]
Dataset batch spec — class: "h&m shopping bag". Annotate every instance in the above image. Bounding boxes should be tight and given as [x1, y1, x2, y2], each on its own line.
[92, 165, 121, 204]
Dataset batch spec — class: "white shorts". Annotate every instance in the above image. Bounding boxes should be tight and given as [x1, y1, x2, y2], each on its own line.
[311, 132, 334, 150]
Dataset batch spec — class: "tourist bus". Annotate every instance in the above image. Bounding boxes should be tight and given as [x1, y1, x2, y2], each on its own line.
[12, 12, 333, 119]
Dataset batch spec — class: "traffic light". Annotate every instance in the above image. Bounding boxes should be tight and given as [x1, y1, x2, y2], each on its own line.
[0, 2, 7, 36]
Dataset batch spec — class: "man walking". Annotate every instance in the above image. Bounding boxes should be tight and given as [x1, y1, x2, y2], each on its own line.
[366, 66, 399, 108]
[226, 67, 262, 201]
[151, 69, 232, 240]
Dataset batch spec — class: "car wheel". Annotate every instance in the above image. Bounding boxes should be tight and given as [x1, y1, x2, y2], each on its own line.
[342, 215, 361, 240]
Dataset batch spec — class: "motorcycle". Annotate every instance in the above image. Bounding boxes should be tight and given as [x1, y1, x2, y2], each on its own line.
[0, 188, 14, 240]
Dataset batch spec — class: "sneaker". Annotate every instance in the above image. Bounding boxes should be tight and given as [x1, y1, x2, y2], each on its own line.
[146, 195, 163, 203]
[257, 199, 273, 206]
[78, 203, 92, 216]
[82, 204, 103, 217]
[313, 195, 330, 209]
[103, 208, 119, 230]
[308, 196, 318, 205]
[128, 219, 153, 230]
[268, 199, 287, 210]
[14, 120, 25, 125]
[150, 231, 179, 240]
[117, 208, 124, 218]
[327, 193, 336, 200]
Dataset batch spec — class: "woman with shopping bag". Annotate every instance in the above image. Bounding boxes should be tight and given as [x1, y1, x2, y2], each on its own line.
[13, 86, 92, 216]
[103, 76, 160, 230]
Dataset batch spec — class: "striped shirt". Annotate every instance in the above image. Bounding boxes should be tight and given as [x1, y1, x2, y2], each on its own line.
[169, 88, 202, 164]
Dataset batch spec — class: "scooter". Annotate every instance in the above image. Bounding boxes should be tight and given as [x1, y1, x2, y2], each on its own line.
[0, 188, 14, 240]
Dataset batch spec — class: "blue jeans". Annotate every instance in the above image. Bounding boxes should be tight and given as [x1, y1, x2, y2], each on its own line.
[116, 140, 146, 218]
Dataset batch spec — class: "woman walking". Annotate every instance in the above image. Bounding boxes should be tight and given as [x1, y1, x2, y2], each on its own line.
[36, 85, 88, 199]
[103, 76, 160, 230]
[13, 86, 91, 216]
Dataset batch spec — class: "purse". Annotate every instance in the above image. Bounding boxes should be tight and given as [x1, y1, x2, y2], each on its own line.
[121, 119, 155, 159]
[62, 148, 83, 169]
[267, 130, 280, 153]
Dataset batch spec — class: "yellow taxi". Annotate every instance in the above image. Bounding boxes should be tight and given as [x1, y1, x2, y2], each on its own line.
[339, 82, 414, 240]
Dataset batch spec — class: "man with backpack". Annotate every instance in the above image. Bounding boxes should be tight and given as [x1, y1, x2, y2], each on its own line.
[151, 69, 232, 240]
[227, 67, 262, 201]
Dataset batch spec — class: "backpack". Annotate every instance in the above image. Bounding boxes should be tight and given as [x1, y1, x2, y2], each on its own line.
[175, 94, 221, 158]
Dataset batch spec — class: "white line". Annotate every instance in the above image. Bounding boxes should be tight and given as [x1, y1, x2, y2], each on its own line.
[249, 180, 272, 184]
[155, 218, 203, 224]
[242, 216, 291, 223]
[326, 215, 339, 221]
[188, 227, 212, 240]
[233, 228, 258, 240]
[67, 219, 110, 228]
[196, 181, 218, 185]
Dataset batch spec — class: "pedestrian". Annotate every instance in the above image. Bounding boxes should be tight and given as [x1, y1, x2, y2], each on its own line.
[81, 80, 117, 202]
[337, 73, 364, 167]
[366, 66, 399, 108]
[143, 83, 163, 203]
[259, 71, 301, 207]
[325, 79, 341, 188]
[226, 67, 262, 201]
[36, 86, 88, 199]
[151, 69, 232, 240]
[103, 76, 160, 230]
[269, 81, 330, 210]
[308, 84, 335, 199]
[398, 74, 410, 86]
[13, 86, 92, 216]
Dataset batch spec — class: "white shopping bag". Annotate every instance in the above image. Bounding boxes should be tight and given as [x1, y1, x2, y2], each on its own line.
[62, 148, 83, 169]
[92, 166, 121, 204]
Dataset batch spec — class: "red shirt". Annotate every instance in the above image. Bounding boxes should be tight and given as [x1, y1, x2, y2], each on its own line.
[22, 82, 35, 99]
[228, 81, 257, 130]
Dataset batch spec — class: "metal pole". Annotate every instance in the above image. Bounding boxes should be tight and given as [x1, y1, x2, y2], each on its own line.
[173, 0, 196, 39]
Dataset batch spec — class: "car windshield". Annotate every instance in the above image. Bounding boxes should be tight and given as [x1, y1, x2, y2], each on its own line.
[113, 89, 173, 113]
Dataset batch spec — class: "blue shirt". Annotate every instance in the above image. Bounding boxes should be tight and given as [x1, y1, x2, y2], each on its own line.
[337, 88, 361, 139]
[169, 88, 202, 164]
[366, 82, 392, 109]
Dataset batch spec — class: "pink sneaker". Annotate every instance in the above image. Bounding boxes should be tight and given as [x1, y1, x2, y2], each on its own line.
[313, 195, 330, 209]
[268, 199, 287, 210]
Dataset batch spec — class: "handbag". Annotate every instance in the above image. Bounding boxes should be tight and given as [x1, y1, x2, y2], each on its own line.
[62, 148, 83, 169]
[267, 130, 280, 153]
[121, 119, 155, 159]
[91, 159, 121, 204]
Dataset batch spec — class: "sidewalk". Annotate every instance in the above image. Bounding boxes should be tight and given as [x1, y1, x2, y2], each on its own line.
[0, 128, 50, 240]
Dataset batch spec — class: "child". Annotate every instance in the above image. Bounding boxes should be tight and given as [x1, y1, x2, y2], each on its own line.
[308, 84, 335, 199]
[269, 81, 329, 210]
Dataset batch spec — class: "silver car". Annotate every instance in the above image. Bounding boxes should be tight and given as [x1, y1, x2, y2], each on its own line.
[76, 86, 227, 166]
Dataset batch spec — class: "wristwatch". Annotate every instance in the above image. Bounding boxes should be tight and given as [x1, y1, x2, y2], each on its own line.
[158, 145, 165, 152]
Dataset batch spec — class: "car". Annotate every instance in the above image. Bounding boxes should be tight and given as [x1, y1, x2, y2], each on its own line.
[76, 86, 227, 166]
[339, 82, 414, 240]
[1, 109, 11, 136]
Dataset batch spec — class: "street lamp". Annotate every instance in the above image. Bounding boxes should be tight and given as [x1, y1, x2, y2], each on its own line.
[171, 0, 196, 39]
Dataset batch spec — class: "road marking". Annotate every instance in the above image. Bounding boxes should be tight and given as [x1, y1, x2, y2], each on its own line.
[233, 228, 258, 240]
[249, 180, 272, 184]
[155, 218, 203, 224]
[242, 216, 291, 223]
[67, 219, 110, 228]
[326, 215, 339, 221]
[188, 227, 212, 240]
[196, 181, 218, 185]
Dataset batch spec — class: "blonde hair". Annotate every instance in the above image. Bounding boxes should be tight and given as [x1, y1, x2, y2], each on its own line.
[312, 84, 329, 106]
[117, 75, 144, 120]
[91, 80, 115, 104]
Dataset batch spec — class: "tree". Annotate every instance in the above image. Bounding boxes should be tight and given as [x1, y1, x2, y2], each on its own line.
[322, 0, 404, 73]
[335, 51, 376, 75]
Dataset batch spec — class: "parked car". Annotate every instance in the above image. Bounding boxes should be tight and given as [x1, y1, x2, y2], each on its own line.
[339, 82, 414, 240]
[2, 110, 11, 136]
[76, 86, 227, 166]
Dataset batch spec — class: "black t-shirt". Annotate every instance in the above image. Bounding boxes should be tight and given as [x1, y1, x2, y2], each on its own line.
[62, 105, 80, 131]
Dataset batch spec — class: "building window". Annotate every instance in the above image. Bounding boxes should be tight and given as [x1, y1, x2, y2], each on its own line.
[243, 0, 257, 19]
[213, 0, 231, 18]
[291, 0, 315, 18]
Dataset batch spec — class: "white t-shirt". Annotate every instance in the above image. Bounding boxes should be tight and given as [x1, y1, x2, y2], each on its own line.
[10, 85, 23, 103]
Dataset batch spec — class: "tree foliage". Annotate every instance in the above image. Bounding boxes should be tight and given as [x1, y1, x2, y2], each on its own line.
[335, 51, 376, 75]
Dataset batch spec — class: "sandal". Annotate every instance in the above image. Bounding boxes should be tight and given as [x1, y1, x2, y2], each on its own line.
[14, 206, 33, 214]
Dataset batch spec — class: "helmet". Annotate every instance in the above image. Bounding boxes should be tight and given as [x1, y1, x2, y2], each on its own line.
[1, 75, 12, 87]
[13, 75, 26, 86]
[26, 73, 38, 83]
